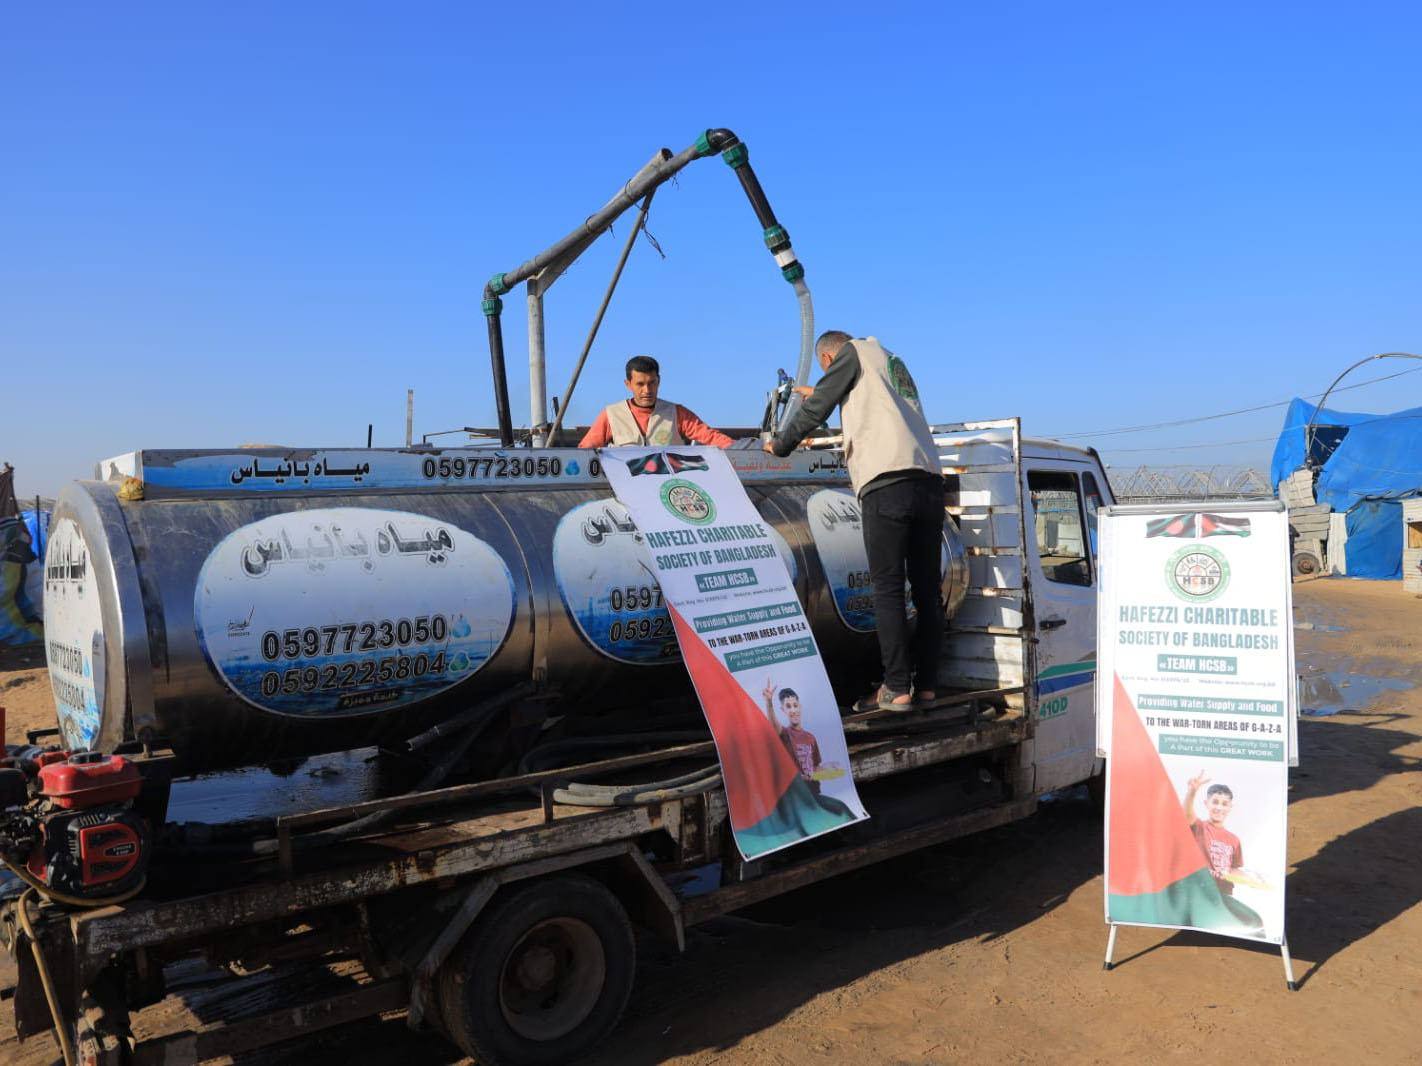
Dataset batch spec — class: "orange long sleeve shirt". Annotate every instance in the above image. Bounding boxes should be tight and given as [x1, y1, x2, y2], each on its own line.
[577, 401, 734, 448]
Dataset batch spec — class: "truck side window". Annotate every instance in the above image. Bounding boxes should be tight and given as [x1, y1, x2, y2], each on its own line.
[1028, 470, 1091, 587]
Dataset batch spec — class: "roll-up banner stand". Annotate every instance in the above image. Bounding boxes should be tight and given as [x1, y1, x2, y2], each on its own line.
[1094, 501, 1299, 988]
[603, 447, 868, 862]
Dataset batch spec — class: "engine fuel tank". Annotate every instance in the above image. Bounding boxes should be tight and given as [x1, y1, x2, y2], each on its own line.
[44, 447, 967, 772]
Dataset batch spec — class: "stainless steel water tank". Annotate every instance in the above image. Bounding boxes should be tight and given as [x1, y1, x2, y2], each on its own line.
[44, 447, 967, 772]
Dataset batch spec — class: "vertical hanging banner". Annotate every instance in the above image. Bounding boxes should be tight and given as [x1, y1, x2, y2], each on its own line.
[603, 447, 868, 860]
[1096, 501, 1294, 945]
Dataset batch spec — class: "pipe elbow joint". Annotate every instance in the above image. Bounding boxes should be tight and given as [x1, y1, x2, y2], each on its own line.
[697, 128, 739, 156]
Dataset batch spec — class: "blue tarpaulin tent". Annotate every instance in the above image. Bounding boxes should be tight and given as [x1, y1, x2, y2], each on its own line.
[1271, 398, 1422, 578]
[1344, 498, 1406, 579]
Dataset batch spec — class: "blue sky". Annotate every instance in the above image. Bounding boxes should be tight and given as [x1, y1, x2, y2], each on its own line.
[4, 2, 1420, 499]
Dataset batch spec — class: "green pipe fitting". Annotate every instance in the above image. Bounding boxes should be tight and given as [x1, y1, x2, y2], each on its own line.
[763, 225, 789, 251]
[721, 144, 749, 169]
[482, 296, 503, 316]
[487, 273, 509, 297]
[694, 130, 714, 157]
[781, 262, 804, 283]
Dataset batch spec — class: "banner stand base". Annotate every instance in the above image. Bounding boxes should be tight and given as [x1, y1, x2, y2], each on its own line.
[1280, 935, 1297, 991]
[1103, 925, 1300, 990]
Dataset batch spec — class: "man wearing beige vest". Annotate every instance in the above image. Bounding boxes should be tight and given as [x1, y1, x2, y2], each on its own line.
[579, 355, 734, 448]
[766, 331, 944, 711]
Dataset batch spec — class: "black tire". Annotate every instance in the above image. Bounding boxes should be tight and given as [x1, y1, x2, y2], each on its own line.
[437, 874, 635, 1066]
[1086, 764, 1106, 812]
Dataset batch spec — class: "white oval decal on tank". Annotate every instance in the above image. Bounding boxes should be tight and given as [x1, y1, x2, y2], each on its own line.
[553, 498, 797, 665]
[808, 489, 948, 633]
[195, 508, 515, 717]
[43, 518, 107, 750]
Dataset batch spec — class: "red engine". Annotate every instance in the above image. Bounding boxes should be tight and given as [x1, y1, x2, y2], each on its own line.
[1, 752, 150, 901]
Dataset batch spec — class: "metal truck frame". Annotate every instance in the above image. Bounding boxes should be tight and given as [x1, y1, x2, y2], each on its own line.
[4, 418, 1116, 1065]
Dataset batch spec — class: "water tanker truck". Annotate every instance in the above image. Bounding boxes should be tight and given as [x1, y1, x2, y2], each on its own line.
[0, 130, 1113, 1066]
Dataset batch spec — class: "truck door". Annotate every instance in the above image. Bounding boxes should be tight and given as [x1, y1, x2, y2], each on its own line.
[1024, 462, 1101, 792]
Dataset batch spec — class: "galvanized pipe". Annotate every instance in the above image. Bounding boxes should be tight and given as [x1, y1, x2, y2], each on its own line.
[546, 190, 657, 445]
[527, 280, 548, 445]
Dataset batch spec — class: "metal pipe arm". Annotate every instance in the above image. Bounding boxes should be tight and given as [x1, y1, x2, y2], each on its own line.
[482, 128, 813, 446]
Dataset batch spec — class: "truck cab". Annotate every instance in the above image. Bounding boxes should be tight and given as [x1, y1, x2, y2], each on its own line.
[934, 419, 1112, 797]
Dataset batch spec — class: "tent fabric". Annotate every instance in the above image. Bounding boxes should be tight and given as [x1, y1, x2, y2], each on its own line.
[1, 516, 43, 646]
[1270, 398, 1422, 511]
[1343, 499, 1405, 580]
[19, 509, 49, 620]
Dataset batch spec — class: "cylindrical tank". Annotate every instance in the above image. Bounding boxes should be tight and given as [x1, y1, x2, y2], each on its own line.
[43, 448, 967, 772]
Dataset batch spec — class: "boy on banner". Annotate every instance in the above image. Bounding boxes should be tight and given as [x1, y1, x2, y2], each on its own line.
[762, 678, 824, 789]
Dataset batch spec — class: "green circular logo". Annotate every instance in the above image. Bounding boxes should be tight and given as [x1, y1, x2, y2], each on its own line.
[1165, 544, 1230, 602]
[659, 479, 716, 525]
[887, 354, 921, 403]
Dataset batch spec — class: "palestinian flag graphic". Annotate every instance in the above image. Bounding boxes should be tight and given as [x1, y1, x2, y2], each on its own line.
[1145, 514, 1197, 538]
[667, 603, 856, 855]
[627, 452, 670, 477]
[1106, 676, 1264, 936]
[1199, 514, 1251, 538]
[626, 451, 709, 477]
[666, 452, 709, 473]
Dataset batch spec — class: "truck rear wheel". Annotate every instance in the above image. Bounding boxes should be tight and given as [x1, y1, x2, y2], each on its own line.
[437, 874, 636, 1066]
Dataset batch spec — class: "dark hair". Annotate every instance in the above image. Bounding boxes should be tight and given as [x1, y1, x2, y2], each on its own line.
[815, 330, 852, 359]
[1206, 784, 1233, 800]
[778, 688, 799, 704]
[625, 355, 660, 379]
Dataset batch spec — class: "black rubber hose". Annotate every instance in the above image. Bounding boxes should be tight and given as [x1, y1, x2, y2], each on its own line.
[484, 307, 514, 447]
[264, 682, 533, 852]
[164, 685, 534, 860]
[731, 163, 779, 231]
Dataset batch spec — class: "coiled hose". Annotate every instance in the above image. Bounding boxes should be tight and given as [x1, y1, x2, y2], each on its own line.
[517, 731, 721, 807]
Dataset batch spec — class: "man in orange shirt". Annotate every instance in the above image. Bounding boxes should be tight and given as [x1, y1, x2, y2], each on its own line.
[578, 355, 733, 448]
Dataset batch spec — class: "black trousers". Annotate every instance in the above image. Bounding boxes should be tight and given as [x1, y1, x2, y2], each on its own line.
[860, 476, 945, 693]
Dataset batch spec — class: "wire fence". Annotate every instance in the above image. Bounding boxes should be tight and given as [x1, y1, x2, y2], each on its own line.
[1106, 465, 1272, 503]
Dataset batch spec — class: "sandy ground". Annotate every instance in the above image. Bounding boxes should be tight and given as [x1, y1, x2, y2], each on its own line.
[3, 577, 1420, 1064]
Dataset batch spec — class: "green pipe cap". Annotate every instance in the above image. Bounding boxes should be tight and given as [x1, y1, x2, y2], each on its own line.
[482, 296, 503, 317]
[781, 262, 805, 283]
[721, 144, 748, 168]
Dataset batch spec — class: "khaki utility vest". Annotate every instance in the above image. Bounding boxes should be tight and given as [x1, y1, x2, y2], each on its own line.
[604, 399, 685, 446]
[839, 338, 940, 496]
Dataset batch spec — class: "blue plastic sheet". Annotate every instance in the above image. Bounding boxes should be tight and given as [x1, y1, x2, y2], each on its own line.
[1343, 499, 1405, 580]
[1270, 398, 1422, 509]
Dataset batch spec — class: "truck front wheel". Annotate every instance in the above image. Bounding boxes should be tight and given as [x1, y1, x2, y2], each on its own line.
[437, 873, 636, 1066]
